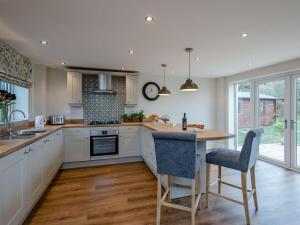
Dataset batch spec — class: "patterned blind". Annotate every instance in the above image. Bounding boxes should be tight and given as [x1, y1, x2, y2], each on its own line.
[0, 40, 32, 88]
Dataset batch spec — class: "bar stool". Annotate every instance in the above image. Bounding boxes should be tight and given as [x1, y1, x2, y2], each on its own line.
[205, 128, 264, 225]
[152, 132, 202, 225]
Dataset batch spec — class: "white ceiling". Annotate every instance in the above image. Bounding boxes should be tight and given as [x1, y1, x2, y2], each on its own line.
[1, 0, 300, 78]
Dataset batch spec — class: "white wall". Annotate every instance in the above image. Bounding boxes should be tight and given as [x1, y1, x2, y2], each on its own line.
[126, 74, 217, 129]
[31, 64, 47, 118]
[43, 68, 217, 128]
[46, 68, 83, 119]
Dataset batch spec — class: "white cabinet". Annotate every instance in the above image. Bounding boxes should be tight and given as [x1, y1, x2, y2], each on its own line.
[119, 126, 141, 157]
[67, 71, 82, 105]
[54, 129, 64, 167]
[64, 128, 90, 162]
[125, 75, 138, 105]
[0, 147, 28, 225]
[42, 134, 57, 186]
[27, 142, 44, 210]
[0, 129, 64, 225]
[140, 126, 156, 174]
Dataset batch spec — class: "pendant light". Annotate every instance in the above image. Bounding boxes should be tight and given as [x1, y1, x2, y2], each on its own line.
[158, 64, 171, 96]
[180, 48, 199, 91]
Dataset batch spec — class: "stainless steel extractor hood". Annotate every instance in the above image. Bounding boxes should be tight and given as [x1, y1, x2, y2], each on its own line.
[92, 73, 116, 94]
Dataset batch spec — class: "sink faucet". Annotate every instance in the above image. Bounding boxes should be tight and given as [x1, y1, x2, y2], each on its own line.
[7, 109, 26, 137]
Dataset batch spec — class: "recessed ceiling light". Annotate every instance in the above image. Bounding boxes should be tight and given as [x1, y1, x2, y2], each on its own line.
[128, 50, 134, 54]
[195, 57, 200, 61]
[60, 61, 66, 65]
[40, 40, 48, 45]
[121, 66, 125, 70]
[145, 16, 153, 22]
[241, 33, 248, 38]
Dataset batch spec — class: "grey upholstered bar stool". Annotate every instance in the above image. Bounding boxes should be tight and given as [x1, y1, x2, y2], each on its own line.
[205, 128, 264, 225]
[152, 132, 202, 225]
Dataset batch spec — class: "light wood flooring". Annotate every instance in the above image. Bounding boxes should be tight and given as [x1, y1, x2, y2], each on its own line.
[24, 161, 300, 225]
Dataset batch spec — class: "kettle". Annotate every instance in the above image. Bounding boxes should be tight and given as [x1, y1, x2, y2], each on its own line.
[35, 115, 47, 128]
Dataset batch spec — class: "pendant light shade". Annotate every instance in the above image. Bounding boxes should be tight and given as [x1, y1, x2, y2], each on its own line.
[180, 48, 199, 92]
[158, 64, 171, 96]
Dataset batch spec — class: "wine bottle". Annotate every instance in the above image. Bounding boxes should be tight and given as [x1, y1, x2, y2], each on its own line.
[182, 113, 187, 130]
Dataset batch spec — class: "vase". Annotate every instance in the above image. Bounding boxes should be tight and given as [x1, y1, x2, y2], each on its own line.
[0, 104, 9, 124]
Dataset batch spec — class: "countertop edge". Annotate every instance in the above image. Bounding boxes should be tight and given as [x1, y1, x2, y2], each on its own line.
[0, 123, 234, 159]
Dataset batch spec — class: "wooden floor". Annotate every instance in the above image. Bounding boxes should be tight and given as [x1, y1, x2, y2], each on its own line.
[24, 161, 300, 225]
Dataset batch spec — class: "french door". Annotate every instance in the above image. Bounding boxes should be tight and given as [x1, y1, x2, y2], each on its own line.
[235, 72, 300, 170]
[255, 77, 290, 167]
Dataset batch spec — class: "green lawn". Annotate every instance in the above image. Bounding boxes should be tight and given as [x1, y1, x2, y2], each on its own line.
[238, 120, 300, 146]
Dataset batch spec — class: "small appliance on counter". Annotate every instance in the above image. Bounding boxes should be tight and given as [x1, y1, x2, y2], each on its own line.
[48, 115, 65, 125]
[35, 115, 47, 128]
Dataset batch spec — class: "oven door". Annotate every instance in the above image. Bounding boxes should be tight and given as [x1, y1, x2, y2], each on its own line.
[90, 135, 118, 156]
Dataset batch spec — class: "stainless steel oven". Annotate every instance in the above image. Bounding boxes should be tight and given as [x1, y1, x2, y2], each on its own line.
[90, 127, 118, 158]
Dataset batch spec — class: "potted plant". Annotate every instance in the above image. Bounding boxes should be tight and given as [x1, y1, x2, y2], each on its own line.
[120, 114, 129, 122]
[130, 113, 140, 122]
[0, 90, 16, 124]
[138, 110, 145, 122]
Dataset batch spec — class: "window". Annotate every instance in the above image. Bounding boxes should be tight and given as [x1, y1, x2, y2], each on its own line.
[0, 81, 29, 124]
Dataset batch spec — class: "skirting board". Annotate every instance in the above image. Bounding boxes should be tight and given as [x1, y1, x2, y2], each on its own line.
[62, 156, 143, 169]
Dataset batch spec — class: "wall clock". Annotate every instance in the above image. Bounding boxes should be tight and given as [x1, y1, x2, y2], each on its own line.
[142, 82, 160, 101]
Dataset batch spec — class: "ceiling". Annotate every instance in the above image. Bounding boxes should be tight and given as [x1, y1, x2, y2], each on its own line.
[0, 0, 300, 78]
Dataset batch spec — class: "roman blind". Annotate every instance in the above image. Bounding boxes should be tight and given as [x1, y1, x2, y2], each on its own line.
[0, 40, 32, 88]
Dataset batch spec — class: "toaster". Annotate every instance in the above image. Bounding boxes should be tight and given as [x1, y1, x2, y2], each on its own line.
[48, 115, 65, 125]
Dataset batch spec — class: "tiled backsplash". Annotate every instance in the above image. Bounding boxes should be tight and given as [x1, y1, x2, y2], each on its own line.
[83, 75, 125, 123]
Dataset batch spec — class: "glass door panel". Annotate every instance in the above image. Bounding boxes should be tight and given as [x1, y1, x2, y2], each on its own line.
[236, 82, 252, 150]
[258, 79, 287, 163]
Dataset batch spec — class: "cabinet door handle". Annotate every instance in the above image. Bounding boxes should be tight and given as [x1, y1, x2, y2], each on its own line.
[24, 150, 29, 154]
[28, 148, 33, 152]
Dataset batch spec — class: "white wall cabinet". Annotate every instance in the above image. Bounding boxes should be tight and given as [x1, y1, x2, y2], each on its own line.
[64, 128, 90, 162]
[67, 71, 82, 106]
[119, 126, 140, 157]
[125, 75, 138, 105]
[0, 147, 28, 225]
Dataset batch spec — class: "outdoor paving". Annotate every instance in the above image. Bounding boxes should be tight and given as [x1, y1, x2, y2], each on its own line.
[259, 143, 300, 166]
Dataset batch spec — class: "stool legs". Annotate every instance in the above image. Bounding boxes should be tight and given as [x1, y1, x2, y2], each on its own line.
[157, 174, 161, 225]
[218, 166, 222, 194]
[205, 163, 211, 208]
[197, 169, 201, 210]
[167, 176, 172, 201]
[241, 172, 250, 225]
[250, 166, 258, 210]
[191, 180, 196, 225]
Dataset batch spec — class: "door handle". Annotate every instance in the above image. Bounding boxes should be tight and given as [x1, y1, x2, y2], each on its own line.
[291, 120, 297, 130]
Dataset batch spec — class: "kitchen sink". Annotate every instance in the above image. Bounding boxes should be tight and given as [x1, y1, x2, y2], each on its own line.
[1, 128, 48, 140]
[16, 129, 48, 136]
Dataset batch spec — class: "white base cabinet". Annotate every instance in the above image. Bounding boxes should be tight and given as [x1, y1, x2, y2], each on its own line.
[119, 126, 140, 157]
[64, 128, 90, 162]
[0, 148, 28, 225]
[0, 131, 64, 225]
[27, 142, 44, 210]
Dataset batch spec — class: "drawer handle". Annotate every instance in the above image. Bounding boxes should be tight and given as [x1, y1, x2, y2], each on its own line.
[24, 150, 29, 154]
[28, 148, 33, 152]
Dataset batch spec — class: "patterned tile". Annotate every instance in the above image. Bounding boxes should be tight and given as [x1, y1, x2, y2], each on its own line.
[83, 75, 125, 123]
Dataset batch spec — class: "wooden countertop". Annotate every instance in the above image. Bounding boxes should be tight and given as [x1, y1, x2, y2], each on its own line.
[0, 122, 234, 159]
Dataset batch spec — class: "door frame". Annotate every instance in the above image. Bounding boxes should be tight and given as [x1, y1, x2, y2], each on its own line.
[254, 76, 291, 168]
[290, 74, 300, 171]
